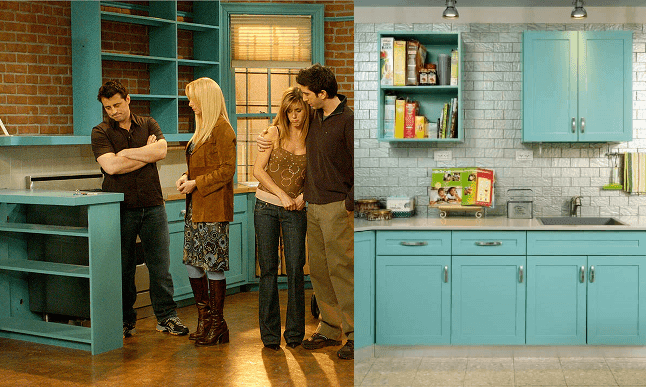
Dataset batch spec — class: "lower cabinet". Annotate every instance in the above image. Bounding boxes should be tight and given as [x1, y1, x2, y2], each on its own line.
[451, 255, 526, 345]
[377, 255, 451, 344]
[527, 255, 646, 345]
[364, 229, 646, 346]
[355, 230, 375, 349]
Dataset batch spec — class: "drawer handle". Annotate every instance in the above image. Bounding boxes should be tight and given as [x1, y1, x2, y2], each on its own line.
[444, 266, 449, 283]
[180, 210, 186, 218]
[572, 117, 576, 133]
[580, 266, 585, 283]
[400, 241, 428, 246]
[475, 241, 502, 246]
[519, 265, 524, 283]
[580, 117, 585, 133]
[589, 265, 595, 283]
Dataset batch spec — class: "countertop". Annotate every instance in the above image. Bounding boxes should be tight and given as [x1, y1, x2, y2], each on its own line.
[163, 184, 257, 202]
[0, 189, 124, 206]
[354, 216, 646, 231]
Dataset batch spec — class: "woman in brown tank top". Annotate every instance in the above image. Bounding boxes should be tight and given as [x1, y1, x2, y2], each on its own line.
[253, 87, 310, 350]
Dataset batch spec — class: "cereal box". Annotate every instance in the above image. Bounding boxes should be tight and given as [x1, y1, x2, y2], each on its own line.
[380, 37, 394, 86]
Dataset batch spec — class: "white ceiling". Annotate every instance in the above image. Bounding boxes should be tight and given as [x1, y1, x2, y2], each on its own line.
[355, 0, 646, 7]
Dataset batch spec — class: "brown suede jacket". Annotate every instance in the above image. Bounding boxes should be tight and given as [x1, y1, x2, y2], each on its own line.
[185, 116, 237, 223]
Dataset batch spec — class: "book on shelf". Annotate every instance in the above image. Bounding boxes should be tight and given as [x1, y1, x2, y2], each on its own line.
[380, 37, 394, 86]
[405, 40, 427, 86]
[393, 40, 407, 86]
[404, 100, 418, 138]
[449, 97, 458, 138]
[394, 98, 405, 138]
[442, 103, 450, 139]
[450, 49, 459, 86]
[415, 115, 427, 138]
[383, 95, 396, 138]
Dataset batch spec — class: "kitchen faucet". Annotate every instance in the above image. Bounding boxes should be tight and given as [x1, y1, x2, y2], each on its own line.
[570, 196, 583, 217]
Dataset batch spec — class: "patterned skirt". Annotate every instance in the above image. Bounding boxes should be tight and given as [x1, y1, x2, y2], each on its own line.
[182, 201, 229, 272]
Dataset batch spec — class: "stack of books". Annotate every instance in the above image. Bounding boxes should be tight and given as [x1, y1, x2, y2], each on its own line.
[437, 97, 458, 139]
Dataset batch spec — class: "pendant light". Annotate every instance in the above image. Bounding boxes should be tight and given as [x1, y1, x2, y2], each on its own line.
[442, 0, 459, 19]
[571, 0, 587, 19]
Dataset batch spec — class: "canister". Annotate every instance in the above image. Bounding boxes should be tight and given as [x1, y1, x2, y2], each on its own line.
[506, 188, 533, 219]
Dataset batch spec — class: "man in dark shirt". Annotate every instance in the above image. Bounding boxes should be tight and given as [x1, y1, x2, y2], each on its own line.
[91, 80, 188, 338]
[259, 64, 354, 359]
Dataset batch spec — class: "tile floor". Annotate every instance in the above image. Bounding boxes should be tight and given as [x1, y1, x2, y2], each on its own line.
[355, 347, 646, 386]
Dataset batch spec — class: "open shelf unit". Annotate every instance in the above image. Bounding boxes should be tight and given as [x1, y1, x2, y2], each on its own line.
[0, 190, 123, 355]
[378, 31, 463, 143]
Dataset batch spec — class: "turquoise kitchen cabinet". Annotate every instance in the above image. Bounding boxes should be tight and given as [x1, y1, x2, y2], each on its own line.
[451, 255, 526, 345]
[376, 231, 451, 344]
[354, 230, 375, 349]
[0, 190, 123, 355]
[526, 256, 587, 345]
[166, 200, 192, 301]
[523, 31, 632, 142]
[527, 232, 646, 345]
[226, 195, 249, 286]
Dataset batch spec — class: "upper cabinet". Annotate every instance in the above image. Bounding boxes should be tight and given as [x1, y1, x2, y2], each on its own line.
[70, 1, 220, 143]
[523, 31, 632, 143]
[377, 32, 463, 143]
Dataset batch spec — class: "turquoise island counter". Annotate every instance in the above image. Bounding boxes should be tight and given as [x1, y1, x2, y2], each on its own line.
[355, 216, 646, 356]
[0, 189, 124, 355]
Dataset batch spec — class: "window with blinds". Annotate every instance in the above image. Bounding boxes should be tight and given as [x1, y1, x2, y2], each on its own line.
[231, 14, 312, 69]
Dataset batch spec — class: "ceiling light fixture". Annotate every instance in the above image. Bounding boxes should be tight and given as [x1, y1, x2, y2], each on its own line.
[571, 0, 587, 19]
[442, 0, 459, 20]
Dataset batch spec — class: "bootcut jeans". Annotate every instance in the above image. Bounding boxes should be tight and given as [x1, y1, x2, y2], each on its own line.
[254, 199, 307, 345]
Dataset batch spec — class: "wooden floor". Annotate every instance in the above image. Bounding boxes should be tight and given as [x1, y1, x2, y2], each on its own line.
[0, 288, 354, 387]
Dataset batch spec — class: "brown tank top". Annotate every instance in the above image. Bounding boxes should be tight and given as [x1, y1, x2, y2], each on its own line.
[257, 147, 307, 198]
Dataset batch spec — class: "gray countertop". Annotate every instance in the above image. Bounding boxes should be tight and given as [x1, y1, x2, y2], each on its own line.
[354, 216, 646, 231]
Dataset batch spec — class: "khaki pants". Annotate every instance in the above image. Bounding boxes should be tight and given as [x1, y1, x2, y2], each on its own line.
[307, 201, 354, 340]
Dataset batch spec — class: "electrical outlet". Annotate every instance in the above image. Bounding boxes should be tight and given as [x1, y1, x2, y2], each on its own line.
[434, 150, 452, 162]
[516, 150, 533, 161]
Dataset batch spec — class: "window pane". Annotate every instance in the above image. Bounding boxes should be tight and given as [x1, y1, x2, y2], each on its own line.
[270, 72, 290, 109]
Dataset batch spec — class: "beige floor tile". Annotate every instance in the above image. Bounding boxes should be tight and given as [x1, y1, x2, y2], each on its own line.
[361, 370, 417, 386]
[355, 359, 375, 385]
[467, 358, 514, 370]
[607, 358, 646, 370]
[611, 369, 646, 385]
[464, 369, 514, 386]
[562, 369, 618, 386]
[412, 369, 466, 386]
[514, 357, 562, 370]
[514, 368, 566, 386]
[418, 358, 468, 371]
[372, 357, 422, 372]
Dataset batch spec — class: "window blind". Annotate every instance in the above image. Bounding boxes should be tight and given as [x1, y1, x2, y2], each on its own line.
[231, 14, 312, 69]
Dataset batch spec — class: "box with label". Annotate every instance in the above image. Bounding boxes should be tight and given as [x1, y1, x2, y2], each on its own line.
[431, 168, 494, 207]
[393, 40, 407, 86]
[380, 37, 394, 86]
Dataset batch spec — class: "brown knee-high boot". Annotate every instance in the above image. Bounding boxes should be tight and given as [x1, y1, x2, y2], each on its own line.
[195, 279, 229, 346]
[188, 276, 211, 340]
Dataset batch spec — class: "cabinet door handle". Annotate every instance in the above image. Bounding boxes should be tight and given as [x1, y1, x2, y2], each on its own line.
[519, 265, 524, 283]
[572, 117, 576, 133]
[400, 241, 428, 246]
[475, 241, 502, 246]
[580, 266, 585, 283]
[589, 265, 595, 283]
[580, 117, 585, 133]
[444, 266, 449, 283]
[180, 210, 186, 218]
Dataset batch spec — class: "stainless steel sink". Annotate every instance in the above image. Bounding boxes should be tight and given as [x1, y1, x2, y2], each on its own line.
[537, 217, 627, 226]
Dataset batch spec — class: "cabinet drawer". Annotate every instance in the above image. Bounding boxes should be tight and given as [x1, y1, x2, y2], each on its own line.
[376, 231, 451, 256]
[452, 231, 526, 256]
[165, 200, 186, 222]
[528, 231, 646, 256]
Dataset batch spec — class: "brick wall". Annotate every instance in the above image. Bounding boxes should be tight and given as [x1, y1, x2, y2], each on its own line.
[355, 22, 646, 221]
[0, 1, 72, 135]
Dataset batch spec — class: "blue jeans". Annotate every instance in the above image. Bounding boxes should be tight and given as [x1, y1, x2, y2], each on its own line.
[254, 199, 307, 345]
[120, 204, 177, 324]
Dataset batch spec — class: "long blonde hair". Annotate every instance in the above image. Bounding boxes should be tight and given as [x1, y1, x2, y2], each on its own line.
[185, 77, 230, 147]
[272, 87, 309, 148]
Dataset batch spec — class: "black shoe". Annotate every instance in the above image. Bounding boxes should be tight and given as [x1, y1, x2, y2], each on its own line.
[286, 342, 300, 348]
[156, 316, 189, 336]
[301, 333, 342, 350]
[337, 340, 354, 360]
[264, 344, 281, 351]
[123, 322, 136, 338]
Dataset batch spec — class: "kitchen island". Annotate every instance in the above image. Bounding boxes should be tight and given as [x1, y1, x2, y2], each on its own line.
[0, 189, 123, 355]
[355, 216, 646, 354]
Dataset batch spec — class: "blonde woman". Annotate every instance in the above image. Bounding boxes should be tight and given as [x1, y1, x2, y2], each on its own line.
[253, 87, 309, 350]
[175, 77, 236, 346]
